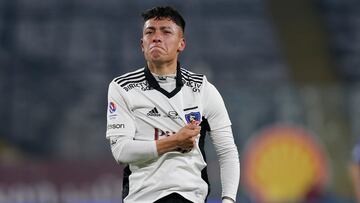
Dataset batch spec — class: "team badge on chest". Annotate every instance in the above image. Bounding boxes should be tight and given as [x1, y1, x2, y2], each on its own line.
[185, 112, 201, 125]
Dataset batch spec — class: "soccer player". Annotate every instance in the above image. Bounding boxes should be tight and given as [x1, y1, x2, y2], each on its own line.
[106, 6, 240, 203]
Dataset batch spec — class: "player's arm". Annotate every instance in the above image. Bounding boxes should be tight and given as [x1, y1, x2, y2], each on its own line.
[210, 126, 239, 203]
[109, 122, 199, 164]
[109, 124, 199, 164]
[156, 123, 200, 155]
[202, 78, 240, 202]
[106, 82, 158, 164]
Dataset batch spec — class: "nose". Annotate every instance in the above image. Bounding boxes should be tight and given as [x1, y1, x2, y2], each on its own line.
[152, 31, 162, 43]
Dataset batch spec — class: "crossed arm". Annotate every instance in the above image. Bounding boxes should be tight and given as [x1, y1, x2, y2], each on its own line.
[109, 123, 200, 164]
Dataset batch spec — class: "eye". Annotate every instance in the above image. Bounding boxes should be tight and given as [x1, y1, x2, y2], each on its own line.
[145, 30, 153, 35]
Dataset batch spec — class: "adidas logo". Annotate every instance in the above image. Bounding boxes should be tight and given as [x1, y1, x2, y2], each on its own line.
[147, 107, 161, 117]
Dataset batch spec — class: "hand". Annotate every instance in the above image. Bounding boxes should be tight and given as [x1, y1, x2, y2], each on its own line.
[155, 123, 201, 155]
[174, 123, 201, 152]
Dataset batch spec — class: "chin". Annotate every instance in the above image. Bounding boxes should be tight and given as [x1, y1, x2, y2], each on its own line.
[150, 55, 165, 62]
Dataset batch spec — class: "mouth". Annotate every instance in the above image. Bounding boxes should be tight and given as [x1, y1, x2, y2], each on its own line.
[150, 46, 164, 51]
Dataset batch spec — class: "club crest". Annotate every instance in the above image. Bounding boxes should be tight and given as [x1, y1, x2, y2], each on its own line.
[185, 112, 201, 124]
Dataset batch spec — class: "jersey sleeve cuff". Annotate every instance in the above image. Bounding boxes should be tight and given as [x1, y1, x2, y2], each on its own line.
[152, 140, 159, 158]
[222, 195, 236, 202]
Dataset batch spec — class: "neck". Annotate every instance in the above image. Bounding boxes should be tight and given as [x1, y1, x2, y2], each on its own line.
[147, 60, 178, 75]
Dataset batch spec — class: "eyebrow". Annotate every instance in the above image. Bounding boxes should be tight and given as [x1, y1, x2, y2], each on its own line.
[144, 26, 173, 31]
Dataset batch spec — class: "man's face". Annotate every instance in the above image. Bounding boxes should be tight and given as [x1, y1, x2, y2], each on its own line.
[141, 18, 185, 64]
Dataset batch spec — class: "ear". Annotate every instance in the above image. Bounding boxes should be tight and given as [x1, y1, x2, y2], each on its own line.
[178, 38, 186, 52]
[140, 38, 144, 52]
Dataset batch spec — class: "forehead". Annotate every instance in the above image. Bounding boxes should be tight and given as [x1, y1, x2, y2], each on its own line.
[143, 18, 180, 30]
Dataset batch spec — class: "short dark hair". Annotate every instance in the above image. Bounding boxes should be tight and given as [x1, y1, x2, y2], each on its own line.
[141, 6, 185, 33]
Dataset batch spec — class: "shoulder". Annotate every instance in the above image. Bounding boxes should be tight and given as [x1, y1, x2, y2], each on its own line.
[110, 68, 148, 92]
[112, 68, 146, 85]
[180, 67, 206, 85]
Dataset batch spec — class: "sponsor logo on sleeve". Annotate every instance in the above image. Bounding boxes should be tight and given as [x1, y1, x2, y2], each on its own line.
[109, 102, 117, 113]
[107, 123, 125, 130]
[185, 112, 201, 124]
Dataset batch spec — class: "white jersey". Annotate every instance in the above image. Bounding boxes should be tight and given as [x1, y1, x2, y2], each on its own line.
[106, 65, 239, 203]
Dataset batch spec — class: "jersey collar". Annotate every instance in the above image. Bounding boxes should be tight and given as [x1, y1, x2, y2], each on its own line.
[144, 62, 184, 98]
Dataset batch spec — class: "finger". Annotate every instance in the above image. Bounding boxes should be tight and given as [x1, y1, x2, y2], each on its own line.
[192, 128, 201, 135]
[188, 127, 201, 134]
[185, 123, 197, 130]
[190, 119, 201, 126]
[190, 136, 197, 143]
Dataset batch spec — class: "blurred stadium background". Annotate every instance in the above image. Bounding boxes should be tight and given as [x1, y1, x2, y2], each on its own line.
[1, 0, 360, 202]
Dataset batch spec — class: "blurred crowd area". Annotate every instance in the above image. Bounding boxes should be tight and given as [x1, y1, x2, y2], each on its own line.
[1, 0, 360, 202]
